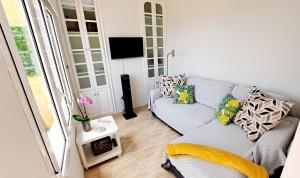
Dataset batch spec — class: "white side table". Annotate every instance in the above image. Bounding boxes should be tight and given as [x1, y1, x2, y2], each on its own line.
[76, 116, 122, 169]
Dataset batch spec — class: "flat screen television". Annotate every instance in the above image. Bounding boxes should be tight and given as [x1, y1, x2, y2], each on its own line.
[109, 37, 144, 59]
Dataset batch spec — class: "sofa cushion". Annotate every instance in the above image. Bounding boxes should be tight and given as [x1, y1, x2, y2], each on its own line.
[253, 116, 299, 174]
[186, 76, 234, 109]
[216, 94, 241, 125]
[160, 74, 185, 97]
[164, 117, 299, 177]
[234, 87, 294, 141]
[166, 119, 254, 178]
[153, 97, 215, 134]
[173, 85, 195, 104]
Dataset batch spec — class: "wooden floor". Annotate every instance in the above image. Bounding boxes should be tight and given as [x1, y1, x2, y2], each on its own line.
[85, 107, 180, 178]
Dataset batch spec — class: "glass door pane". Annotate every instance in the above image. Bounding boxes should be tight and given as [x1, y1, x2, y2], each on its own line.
[93, 63, 104, 74]
[73, 51, 86, 63]
[78, 77, 91, 88]
[75, 64, 89, 76]
[144, 2, 151, 13]
[157, 48, 164, 57]
[66, 21, 80, 33]
[95, 75, 106, 86]
[156, 27, 163, 37]
[145, 14, 152, 25]
[148, 69, 154, 78]
[156, 4, 163, 15]
[158, 67, 164, 76]
[86, 22, 98, 33]
[69, 36, 83, 49]
[82, 0, 93, 6]
[63, 7, 77, 19]
[146, 26, 153, 36]
[73, 51, 91, 89]
[91, 50, 102, 62]
[88, 36, 100, 49]
[1, 0, 66, 169]
[146, 37, 153, 47]
[157, 38, 163, 47]
[156, 16, 163, 26]
[84, 9, 96, 20]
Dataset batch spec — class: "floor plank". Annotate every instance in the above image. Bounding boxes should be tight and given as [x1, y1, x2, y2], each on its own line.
[85, 107, 179, 178]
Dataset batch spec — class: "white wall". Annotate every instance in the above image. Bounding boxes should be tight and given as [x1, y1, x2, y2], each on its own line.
[67, 133, 84, 178]
[100, 0, 147, 112]
[0, 45, 53, 178]
[166, 0, 300, 117]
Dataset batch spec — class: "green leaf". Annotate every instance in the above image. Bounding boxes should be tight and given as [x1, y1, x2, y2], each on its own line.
[72, 115, 89, 121]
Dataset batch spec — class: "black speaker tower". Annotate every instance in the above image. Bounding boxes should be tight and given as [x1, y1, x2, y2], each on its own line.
[121, 74, 137, 119]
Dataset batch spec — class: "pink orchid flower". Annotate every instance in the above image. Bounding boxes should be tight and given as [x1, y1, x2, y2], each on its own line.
[78, 94, 93, 105]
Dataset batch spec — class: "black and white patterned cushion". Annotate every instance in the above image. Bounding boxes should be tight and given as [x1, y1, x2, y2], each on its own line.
[233, 87, 294, 141]
[160, 74, 185, 97]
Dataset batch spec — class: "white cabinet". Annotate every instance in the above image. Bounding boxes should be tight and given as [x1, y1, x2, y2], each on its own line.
[80, 90, 99, 117]
[81, 88, 113, 117]
[96, 89, 113, 115]
[60, 0, 114, 117]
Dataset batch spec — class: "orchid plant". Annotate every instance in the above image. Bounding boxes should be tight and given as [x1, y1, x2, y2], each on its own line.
[72, 94, 93, 122]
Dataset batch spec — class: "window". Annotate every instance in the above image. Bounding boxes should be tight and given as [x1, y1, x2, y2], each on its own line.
[1, 0, 73, 172]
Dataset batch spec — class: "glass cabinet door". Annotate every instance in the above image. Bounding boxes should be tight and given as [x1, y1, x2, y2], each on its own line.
[79, 0, 107, 87]
[144, 2, 165, 78]
[144, 2, 155, 78]
[61, 0, 92, 90]
[155, 3, 165, 76]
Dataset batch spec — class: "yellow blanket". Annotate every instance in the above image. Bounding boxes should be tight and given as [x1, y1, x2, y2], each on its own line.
[166, 143, 268, 178]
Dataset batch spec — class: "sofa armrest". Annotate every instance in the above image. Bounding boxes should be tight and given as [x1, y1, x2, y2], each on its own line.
[253, 116, 299, 174]
[148, 88, 161, 111]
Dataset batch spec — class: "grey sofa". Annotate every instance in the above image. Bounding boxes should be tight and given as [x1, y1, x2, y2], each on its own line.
[148, 76, 299, 178]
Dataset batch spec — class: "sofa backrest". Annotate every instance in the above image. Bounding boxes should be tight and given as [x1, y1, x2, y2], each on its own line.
[231, 85, 291, 101]
[231, 85, 251, 100]
[231, 84, 296, 116]
[186, 76, 234, 109]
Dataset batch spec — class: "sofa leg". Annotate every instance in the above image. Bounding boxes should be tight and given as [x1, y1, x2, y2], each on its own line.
[161, 159, 184, 178]
[270, 166, 283, 178]
[151, 111, 157, 118]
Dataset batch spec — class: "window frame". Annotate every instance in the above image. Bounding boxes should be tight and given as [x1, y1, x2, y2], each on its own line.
[31, 0, 75, 176]
[0, 0, 74, 176]
[43, 8, 74, 127]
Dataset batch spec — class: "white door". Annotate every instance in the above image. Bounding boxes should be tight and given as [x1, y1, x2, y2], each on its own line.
[143, 1, 166, 94]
